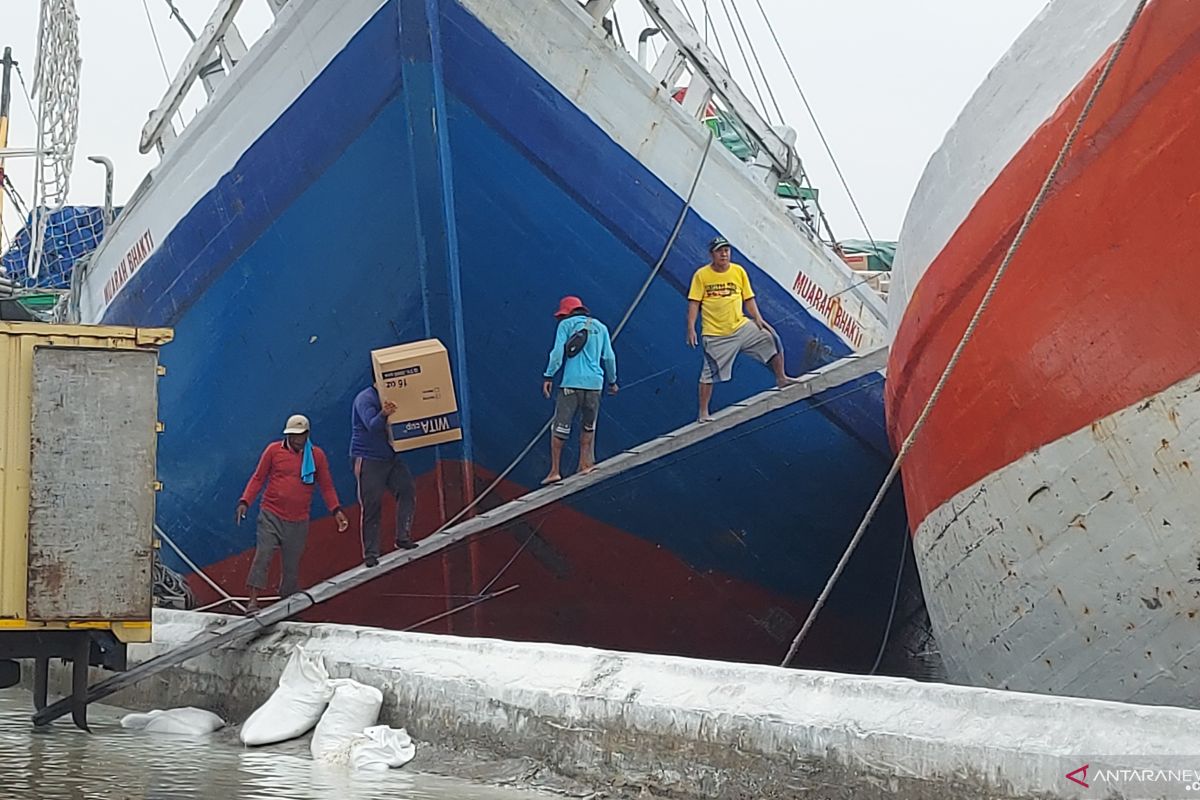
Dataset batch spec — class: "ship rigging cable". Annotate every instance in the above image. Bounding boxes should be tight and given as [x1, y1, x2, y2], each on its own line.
[690, 0, 730, 70]
[152, 129, 718, 610]
[699, 0, 733, 71]
[713, 0, 773, 126]
[161, 0, 200, 42]
[640, 5, 663, 64]
[748, 0, 877, 251]
[141, 0, 173, 81]
[720, 0, 783, 126]
[409, 369, 897, 649]
[427, 130, 716, 537]
[14, 64, 37, 123]
[141, 0, 190, 134]
[780, 0, 1151, 668]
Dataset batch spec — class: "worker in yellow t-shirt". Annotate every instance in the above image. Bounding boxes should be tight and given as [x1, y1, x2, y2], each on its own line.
[686, 236, 798, 422]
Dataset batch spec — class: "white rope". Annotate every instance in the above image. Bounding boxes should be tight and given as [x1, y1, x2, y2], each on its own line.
[780, 0, 1149, 668]
[194, 595, 277, 613]
[156, 524, 247, 613]
[28, 0, 81, 281]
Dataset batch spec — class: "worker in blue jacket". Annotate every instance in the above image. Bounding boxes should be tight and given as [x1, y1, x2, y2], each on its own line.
[541, 295, 618, 484]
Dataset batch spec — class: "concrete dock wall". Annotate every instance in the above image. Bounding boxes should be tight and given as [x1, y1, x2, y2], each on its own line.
[76, 610, 1200, 799]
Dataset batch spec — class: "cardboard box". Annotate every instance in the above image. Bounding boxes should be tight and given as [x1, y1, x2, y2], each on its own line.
[371, 339, 463, 452]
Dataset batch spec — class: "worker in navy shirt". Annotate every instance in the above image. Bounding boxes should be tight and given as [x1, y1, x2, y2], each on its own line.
[350, 385, 418, 567]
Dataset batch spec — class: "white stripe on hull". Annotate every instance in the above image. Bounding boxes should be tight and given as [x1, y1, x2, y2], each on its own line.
[915, 370, 1200, 706]
[84, 0, 885, 351]
[81, 0, 388, 322]
[462, 0, 887, 343]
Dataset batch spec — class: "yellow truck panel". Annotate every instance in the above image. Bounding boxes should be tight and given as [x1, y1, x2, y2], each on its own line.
[0, 322, 171, 634]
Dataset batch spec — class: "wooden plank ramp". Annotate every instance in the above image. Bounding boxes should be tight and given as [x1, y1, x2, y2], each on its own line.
[32, 345, 887, 726]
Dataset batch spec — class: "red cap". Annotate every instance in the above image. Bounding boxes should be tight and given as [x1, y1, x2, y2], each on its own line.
[554, 295, 588, 319]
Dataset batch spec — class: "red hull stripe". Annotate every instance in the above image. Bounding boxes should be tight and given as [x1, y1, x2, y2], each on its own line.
[888, 2, 1200, 530]
[190, 464, 874, 669]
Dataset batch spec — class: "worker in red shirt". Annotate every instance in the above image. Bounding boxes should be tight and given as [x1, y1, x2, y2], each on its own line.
[235, 414, 348, 611]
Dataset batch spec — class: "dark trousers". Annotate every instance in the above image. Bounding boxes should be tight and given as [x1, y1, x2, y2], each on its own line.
[355, 456, 416, 559]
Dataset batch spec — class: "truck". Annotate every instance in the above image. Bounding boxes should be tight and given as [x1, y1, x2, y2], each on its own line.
[0, 320, 171, 729]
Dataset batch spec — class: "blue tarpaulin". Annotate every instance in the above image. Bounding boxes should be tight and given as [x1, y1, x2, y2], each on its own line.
[1, 206, 117, 289]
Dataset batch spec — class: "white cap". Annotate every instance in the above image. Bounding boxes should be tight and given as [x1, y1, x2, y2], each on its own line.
[282, 414, 310, 435]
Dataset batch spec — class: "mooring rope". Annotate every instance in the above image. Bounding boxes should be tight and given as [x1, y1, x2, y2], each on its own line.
[780, 0, 1150, 667]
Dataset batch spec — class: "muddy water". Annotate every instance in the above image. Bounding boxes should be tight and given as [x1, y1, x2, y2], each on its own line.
[0, 689, 551, 800]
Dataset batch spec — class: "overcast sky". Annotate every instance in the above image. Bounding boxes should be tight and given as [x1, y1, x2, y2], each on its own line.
[0, 0, 1047, 251]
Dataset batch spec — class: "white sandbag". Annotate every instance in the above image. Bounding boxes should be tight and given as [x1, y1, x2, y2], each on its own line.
[310, 678, 383, 760]
[120, 707, 225, 735]
[145, 707, 225, 735]
[240, 644, 333, 746]
[348, 725, 416, 771]
[120, 711, 159, 730]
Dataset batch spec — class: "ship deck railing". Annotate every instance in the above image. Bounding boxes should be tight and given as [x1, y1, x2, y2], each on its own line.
[144, 0, 820, 232]
[141, 0, 287, 157]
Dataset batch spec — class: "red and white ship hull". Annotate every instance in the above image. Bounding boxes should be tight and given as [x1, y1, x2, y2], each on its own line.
[888, 0, 1200, 706]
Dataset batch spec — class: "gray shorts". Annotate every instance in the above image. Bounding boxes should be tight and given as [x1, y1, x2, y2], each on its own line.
[700, 322, 779, 384]
[553, 387, 600, 439]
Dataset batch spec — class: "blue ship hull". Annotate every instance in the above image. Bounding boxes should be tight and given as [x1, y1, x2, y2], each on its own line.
[100, 0, 908, 669]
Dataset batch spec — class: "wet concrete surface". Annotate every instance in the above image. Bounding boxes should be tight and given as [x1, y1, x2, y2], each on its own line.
[0, 688, 562, 800]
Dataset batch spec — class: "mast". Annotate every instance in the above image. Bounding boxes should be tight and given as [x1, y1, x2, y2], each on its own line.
[0, 47, 17, 244]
